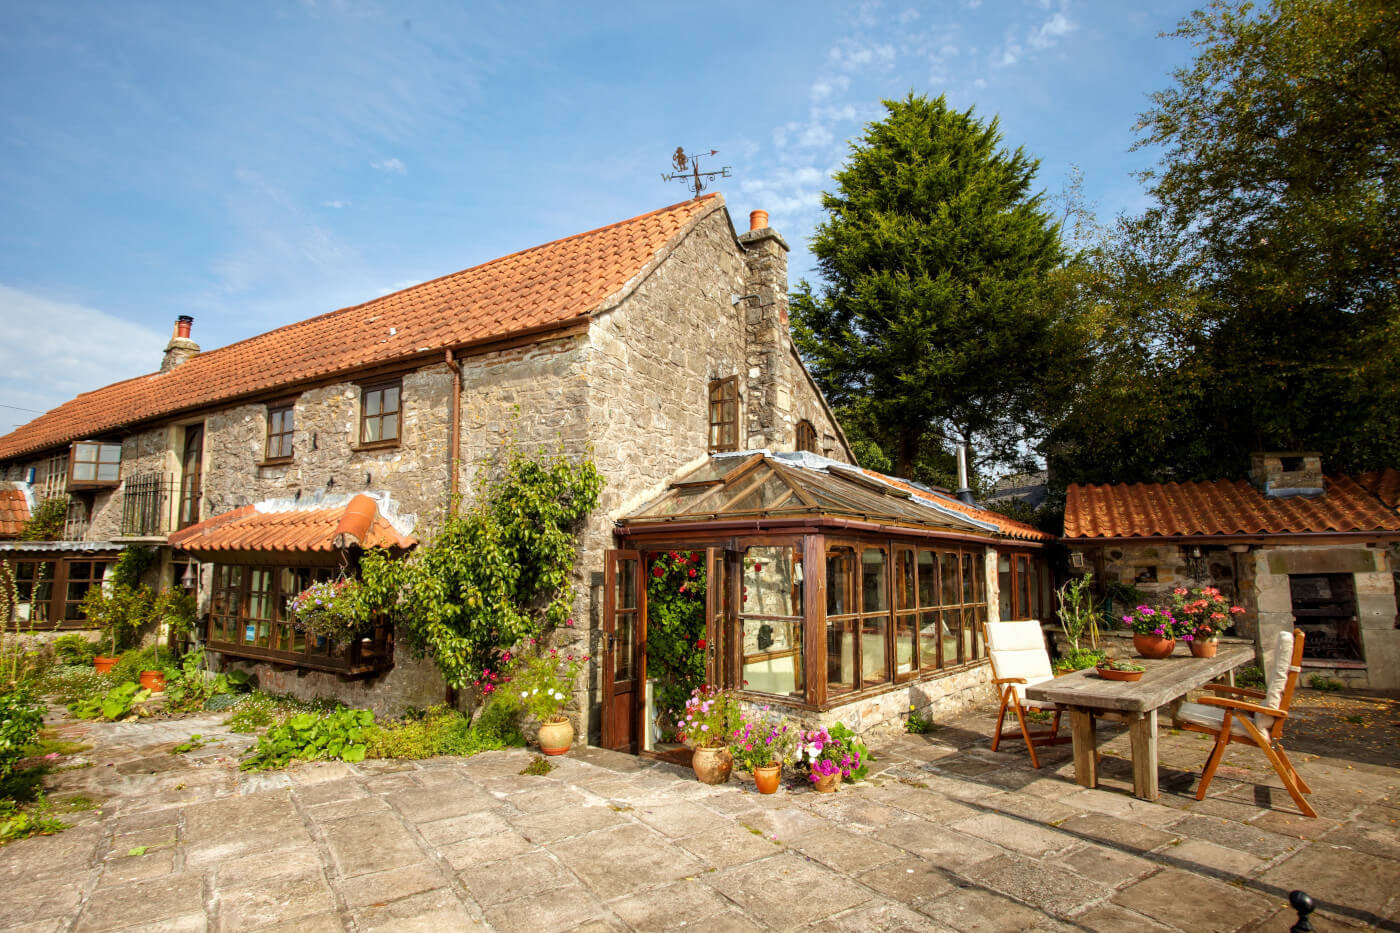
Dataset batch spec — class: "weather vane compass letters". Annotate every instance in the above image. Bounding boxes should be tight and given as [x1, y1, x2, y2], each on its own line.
[661, 147, 731, 199]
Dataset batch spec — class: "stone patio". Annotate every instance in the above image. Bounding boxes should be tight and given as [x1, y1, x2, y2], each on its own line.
[1, 691, 1396, 932]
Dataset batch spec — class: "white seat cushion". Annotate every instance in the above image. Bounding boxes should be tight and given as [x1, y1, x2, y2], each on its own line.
[1177, 700, 1264, 738]
[1263, 630, 1295, 711]
[986, 620, 1055, 705]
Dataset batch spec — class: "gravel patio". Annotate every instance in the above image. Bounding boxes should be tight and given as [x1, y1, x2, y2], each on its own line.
[1, 690, 1396, 932]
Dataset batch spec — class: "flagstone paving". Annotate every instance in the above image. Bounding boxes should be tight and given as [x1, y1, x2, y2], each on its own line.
[1, 691, 1396, 932]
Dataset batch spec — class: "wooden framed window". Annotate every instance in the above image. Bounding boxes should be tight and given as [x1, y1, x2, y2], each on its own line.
[11, 560, 57, 625]
[178, 425, 204, 530]
[708, 377, 739, 452]
[997, 551, 1042, 622]
[5, 558, 114, 630]
[738, 545, 803, 698]
[68, 441, 122, 487]
[360, 381, 401, 446]
[264, 403, 294, 461]
[796, 420, 818, 453]
[39, 453, 68, 499]
[826, 544, 892, 694]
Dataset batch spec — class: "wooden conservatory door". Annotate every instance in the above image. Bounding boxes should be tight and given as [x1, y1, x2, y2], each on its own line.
[603, 550, 645, 751]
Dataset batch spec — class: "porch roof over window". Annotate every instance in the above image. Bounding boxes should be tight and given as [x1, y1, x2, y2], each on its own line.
[620, 451, 1047, 543]
[168, 492, 416, 557]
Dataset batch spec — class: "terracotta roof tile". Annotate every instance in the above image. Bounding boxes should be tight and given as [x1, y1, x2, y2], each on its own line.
[861, 469, 1054, 542]
[1356, 467, 1400, 511]
[0, 196, 723, 461]
[0, 490, 30, 538]
[1064, 473, 1400, 539]
[168, 496, 415, 555]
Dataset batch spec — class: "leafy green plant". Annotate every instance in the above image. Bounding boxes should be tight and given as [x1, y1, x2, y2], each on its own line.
[1236, 665, 1266, 689]
[1099, 658, 1145, 672]
[363, 705, 522, 760]
[52, 635, 98, 667]
[497, 648, 586, 725]
[80, 582, 156, 657]
[0, 688, 44, 780]
[172, 734, 212, 754]
[1053, 647, 1107, 675]
[0, 795, 66, 845]
[152, 587, 198, 643]
[109, 646, 172, 686]
[358, 445, 602, 690]
[519, 755, 554, 776]
[162, 649, 246, 713]
[676, 686, 741, 749]
[68, 681, 152, 721]
[905, 707, 933, 734]
[285, 578, 372, 645]
[796, 722, 871, 785]
[1308, 675, 1344, 692]
[240, 708, 374, 770]
[1056, 573, 1101, 653]
[727, 713, 798, 771]
[645, 551, 707, 733]
[111, 546, 158, 588]
[19, 498, 67, 542]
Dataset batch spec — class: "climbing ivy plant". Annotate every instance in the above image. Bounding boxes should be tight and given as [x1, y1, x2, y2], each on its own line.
[359, 447, 603, 690]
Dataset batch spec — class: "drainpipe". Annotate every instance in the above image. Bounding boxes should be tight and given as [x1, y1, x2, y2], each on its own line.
[446, 349, 461, 513]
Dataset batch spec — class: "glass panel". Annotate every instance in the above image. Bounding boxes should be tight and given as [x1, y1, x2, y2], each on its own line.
[861, 614, 888, 686]
[963, 609, 975, 661]
[381, 413, 397, 440]
[962, 553, 974, 604]
[385, 385, 400, 412]
[73, 443, 97, 462]
[943, 608, 962, 666]
[861, 548, 887, 613]
[918, 550, 937, 608]
[70, 562, 92, 580]
[743, 546, 798, 617]
[896, 549, 914, 610]
[921, 610, 942, 669]
[364, 389, 381, 417]
[974, 604, 988, 658]
[72, 462, 96, 481]
[363, 417, 380, 443]
[1019, 556, 1033, 619]
[614, 612, 634, 682]
[973, 552, 986, 602]
[940, 552, 959, 605]
[827, 547, 854, 615]
[743, 618, 803, 697]
[895, 613, 917, 675]
[97, 462, 120, 481]
[826, 617, 855, 694]
[616, 558, 636, 610]
[999, 553, 1013, 620]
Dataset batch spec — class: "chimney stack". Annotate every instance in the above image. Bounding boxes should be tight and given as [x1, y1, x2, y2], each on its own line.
[1249, 451, 1324, 498]
[161, 315, 200, 372]
[737, 207, 791, 450]
[955, 444, 976, 505]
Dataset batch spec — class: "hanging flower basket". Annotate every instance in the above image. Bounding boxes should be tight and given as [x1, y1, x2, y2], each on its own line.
[285, 579, 372, 645]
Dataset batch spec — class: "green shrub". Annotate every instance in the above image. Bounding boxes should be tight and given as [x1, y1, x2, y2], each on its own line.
[19, 498, 67, 541]
[828, 722, 872, 783]
[1308, 674, 1344, 692]
[1236, 665, 1266, 689]
[0, 688, 45, 780]
[161, 649, 247, 713]
[52, 635, 98, 667]
[474, 699, 524, 746]
[363, 705, 524, 760]
[1053, 647, 1107, 674]
[906, 708, 933, 734]
[109, 646, 174, 686]
[68, 682, 152, 721]
[0, 795, 66, 845]
[241, 708, 374, 770]
[80, 583, 156, 657]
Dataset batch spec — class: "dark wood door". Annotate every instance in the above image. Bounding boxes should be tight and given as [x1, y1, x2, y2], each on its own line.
[603, 550, 645, 751]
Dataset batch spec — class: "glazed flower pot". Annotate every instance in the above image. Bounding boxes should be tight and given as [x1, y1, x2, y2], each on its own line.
[1133, 634, 1175, 660]
[139, 670, 166, 693]
[692, 746, 733, 785]
[537, 718, 574, 756]
[753, 763, 782, 794]
[1189, 639, 1219, 659]
[813, 772, 840, 794]
[94, 656, 118, 675]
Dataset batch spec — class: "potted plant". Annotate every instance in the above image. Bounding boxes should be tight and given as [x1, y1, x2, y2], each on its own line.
[1121, 604, 1178, 659]
[1170, 587, 1245, 658]
[1095, 658, 1146, 682]
[79, 582, 155, 673]
[499, 647, 587, 755]
[285, 578, 372, 645]
[728, 713, 797, 794]
[1053, 573, 1106, 673]
[795, 723, 870, 793]
[678, 685, 739, 784]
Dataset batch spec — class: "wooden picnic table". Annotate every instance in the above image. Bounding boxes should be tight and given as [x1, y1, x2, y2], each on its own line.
[1025, 645, 1253, 801]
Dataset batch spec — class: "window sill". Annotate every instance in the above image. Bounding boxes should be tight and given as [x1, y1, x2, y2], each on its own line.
[67, 480, 119, 490]
[256, 458, 294, 468]
[352, 439, 401, 452]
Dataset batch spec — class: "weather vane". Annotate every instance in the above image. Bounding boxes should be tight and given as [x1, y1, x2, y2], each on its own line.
[661, 147, 731, 199]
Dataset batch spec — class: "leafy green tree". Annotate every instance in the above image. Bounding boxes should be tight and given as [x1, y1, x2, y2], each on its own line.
[1054, 0, 1400, 483]
[791, 93, 1075, 483]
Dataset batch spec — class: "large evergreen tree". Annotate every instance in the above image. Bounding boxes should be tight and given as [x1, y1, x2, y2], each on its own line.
[791, 94, 1074, 484]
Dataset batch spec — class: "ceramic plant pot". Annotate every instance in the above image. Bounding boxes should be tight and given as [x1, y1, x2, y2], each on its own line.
[813, 772, 840, 793]
[1189, 639, 1219, 659]
[753, 763, 782, 794]
[1095, 665, 1145, 682]
[1133, 634, 1176, 660]
[139, 670, 166, 693]
[692, 746, 733, 785]
[537, 718, 574, 756]
[93, 656, 118, 674]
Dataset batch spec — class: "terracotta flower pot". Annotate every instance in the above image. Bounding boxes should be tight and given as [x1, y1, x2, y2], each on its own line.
[94, 656, 118, 674]
[1096, 665, 1145, 682]
[139, 670, 166, 693]
[537, 718, 574, 756]
[692, 746, 733, 785]
[753, 763, 782, 794]
[1189, 639, 1219, 659]
[813, 772, 840, 793]
[1133, 634, 1176, 660]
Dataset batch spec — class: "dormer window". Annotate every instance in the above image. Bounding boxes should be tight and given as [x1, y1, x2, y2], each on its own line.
[68, 441, 121, 487]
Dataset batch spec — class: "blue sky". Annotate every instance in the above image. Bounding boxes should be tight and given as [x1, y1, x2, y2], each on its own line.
[0, 0, 1198, 430]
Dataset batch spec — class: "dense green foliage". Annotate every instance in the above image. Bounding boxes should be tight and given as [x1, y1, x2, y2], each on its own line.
[20, 498, 67, 541]
[645, 551, 707, 729]
[0, 688, 44, 780]
[52, 635, 98, 667]
[68, 681, 152, 721]
[162, 649, 248, 713]
[363, 705, 523, 759]
[1050, 0, 1400, 483]
[153, 588, 198, 642]
[360, 447, 602, 689]
[791, 93, 1076, 482]
[111, 546, 157, 587]
[79, 582, 155, 657]
[497, 648, 586, 724]
[241, 708, 374, 770]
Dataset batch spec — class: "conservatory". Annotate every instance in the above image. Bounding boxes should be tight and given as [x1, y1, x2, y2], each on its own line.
[600, 451, 1053, 751]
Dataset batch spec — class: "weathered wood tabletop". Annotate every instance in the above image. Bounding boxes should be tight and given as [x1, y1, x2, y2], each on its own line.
[1025, 645, 1253, 800]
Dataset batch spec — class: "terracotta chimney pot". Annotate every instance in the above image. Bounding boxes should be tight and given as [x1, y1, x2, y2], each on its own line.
[175, 315, 193, 339]
[749, 209, 769, 232]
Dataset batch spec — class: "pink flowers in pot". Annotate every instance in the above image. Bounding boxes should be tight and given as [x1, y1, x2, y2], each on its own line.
[1121, 604, 1178, 639]
[1170, 586, 1245, 642]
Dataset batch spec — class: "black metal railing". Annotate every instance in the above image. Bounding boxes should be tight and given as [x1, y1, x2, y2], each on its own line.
[120, 472, 177, 537]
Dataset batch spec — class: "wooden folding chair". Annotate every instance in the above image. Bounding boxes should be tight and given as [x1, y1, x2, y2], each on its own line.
[984, 620, 1070, 768]
[1175, 629, 1315, 818]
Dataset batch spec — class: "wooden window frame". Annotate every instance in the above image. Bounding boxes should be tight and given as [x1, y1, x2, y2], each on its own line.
[67, 440, 122, 488]
[263, 402, 295, 463]
[5, 557, 114, 631]
[997, 550, 1043, 621]
[825, 543, 895, 697]
[796, 420, 818, 454]
[358, 379, 403, 448]
[736, 543, 805, 700]
[708, 376, 740, 453]
[178, 424, 204, 530]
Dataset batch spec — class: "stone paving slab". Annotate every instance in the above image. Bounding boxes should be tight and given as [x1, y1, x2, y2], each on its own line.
[1, 697, 1396, 931]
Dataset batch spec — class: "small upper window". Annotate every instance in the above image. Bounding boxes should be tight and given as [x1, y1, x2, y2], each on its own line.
[796, 420, 818, 453]
[68, 441, 121, 486]
[360, 381, 401, 445]
[265, 403, 294, 461]
[708, 377, 739, 452]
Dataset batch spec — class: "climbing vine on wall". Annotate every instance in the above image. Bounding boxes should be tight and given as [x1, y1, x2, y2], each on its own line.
[20, 498, 67, 541]
[646, 550, 707, 731]
[358, 446, 603, 690]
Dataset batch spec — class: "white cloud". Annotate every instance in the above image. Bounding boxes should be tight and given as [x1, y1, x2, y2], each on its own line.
[810, 75, 850, 101]
[0, 285, 168, 422]
[1030, 12, 1076, 49]
[370, 157, 406, 174]
[996, 43, 1023, 67]
[377, 279, 421, 296]
[322, 199, 351, 209]
[828, 40, 896, 71]
[898, 8, 920, 24]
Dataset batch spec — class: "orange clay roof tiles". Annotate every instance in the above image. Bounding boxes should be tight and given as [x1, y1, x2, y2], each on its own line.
[167, 500, 415, 555]
[1357, 467, 1400, 511]
[0, 490, 30, 538]
[0, 196, 723, 461]
[860, 469, 1054, 542]
[1063, 474, 1400, 539]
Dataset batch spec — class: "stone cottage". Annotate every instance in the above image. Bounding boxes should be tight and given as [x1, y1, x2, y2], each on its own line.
[1064, 453, 1400, 689]
[0, 195, 1048, 745]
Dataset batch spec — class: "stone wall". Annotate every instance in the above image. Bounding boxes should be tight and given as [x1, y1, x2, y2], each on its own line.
[1076, 542, 1258, 640]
